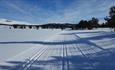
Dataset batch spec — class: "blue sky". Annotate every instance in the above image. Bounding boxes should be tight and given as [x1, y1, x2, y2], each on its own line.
[0, 0, 114, 24]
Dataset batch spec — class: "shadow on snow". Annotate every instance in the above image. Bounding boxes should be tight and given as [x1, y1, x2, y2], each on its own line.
[0, 48, 115, 70]
[0, 31, 115, 70]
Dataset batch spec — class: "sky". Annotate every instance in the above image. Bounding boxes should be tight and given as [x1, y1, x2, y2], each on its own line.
[0, 0, 115, 24]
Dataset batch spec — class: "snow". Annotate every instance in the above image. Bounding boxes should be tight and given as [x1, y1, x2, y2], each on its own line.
[0, 27, 115, 70]
[0, 27, 61, 41]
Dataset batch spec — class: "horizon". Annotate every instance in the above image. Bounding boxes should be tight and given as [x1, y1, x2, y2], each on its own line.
[0, 0, 115, 24]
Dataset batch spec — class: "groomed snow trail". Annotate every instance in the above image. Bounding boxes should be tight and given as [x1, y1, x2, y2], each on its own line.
[0, 30, 115, 70]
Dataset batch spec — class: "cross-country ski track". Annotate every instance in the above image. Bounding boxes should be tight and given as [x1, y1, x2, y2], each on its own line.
[0, 30, 115, 70]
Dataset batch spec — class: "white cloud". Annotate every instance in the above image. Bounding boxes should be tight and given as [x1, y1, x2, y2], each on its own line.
[47, 0, 115, 23]
[1, 0, 115, 24]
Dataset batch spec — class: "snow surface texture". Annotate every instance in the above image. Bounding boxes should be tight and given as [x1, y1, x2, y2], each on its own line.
[0, 28, 115, 70]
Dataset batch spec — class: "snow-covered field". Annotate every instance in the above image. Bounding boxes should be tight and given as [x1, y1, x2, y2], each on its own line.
[0, 27, 115, 70]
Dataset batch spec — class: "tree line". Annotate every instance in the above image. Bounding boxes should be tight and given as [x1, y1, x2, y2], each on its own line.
[0, 6, 115, 30]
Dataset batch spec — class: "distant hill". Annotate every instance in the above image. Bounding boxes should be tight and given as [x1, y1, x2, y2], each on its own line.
[0, 19, 31, 25]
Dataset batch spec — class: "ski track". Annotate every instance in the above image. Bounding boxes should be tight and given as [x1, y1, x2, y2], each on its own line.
[21, 46, 48, 70]
[1, 30, 115, 70]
